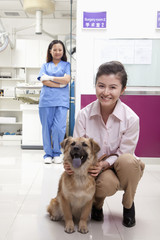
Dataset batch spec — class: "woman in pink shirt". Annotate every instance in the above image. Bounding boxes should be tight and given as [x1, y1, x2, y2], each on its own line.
[65, 61, 145, 228]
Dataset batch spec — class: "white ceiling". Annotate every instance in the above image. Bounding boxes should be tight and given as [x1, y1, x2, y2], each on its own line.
[0, 0, 77, 19]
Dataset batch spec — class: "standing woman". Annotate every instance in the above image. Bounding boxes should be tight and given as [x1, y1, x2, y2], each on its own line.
[37, 40, 71, 164]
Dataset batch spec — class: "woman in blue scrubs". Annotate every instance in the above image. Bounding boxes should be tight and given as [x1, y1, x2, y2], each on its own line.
[37, 40, 71, 164]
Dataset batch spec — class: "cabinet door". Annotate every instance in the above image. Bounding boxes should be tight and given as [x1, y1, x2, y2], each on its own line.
[0, 45, 12, 67]
[22, 107, 43, 146]
[11, 39, 26, 67]
[26, 40, 40, 67]
[39, 40, 50, 67]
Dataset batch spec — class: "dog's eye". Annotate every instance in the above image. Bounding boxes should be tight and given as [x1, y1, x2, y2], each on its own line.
[71, 141, 76, 146]
[82, 142, 88, 147]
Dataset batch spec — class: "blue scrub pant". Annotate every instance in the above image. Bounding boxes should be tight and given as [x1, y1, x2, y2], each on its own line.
[39, 106, 68, 159]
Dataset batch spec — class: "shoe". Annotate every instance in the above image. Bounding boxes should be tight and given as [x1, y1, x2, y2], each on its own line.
[123, 216, 136, 227]
[53, 155, 63, 164]
[44, 157, 52, 164]
[91, 205, 104, 221]
[123, 202, 136, 227]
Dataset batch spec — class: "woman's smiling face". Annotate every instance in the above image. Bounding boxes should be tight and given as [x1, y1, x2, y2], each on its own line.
[96, 74, 125, 110]
[50, 43, 64, 61]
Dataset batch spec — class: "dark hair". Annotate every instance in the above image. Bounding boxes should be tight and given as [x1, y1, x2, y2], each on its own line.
[46, 40, 67, 62]
[95, 61, 127, 89]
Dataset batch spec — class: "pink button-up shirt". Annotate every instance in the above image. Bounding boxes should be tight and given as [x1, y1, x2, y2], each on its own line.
[73, 99, 140, 165]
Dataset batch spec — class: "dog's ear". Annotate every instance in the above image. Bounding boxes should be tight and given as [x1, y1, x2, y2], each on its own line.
[61, 137, 72, 150]
[89, 138, 100, 154]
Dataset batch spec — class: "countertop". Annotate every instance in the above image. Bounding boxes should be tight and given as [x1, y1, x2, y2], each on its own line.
[124, 86, 160, 95]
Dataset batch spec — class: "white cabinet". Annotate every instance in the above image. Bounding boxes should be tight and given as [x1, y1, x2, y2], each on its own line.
[14, 39, 50, 68]
[26, 40, 40, 68]
[0, 45, 12, 67]
[39, 40, 50, 66]
[21, 104, 43, 148]
[26, 39, 50, 67]
[11, 39, 26, 67]
[1, 39, 50, 68]
[26, 39, 49, 67]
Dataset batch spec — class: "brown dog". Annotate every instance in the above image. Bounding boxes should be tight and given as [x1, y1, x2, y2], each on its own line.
[47, 137, 100, 234]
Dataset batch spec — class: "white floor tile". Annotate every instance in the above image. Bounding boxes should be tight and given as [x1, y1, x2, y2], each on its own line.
[0, 146, 160, 240]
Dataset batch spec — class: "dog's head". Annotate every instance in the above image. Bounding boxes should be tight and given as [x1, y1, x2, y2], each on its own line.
[61, 137, 100, 169]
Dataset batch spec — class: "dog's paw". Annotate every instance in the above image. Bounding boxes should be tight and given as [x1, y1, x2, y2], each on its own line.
[50, 215, 59, 221]
[65, 220, 75, 233]
[78, 220, 89, 234]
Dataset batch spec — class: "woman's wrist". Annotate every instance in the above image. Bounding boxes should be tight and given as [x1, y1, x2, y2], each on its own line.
[41, 74, 54, 82]
[102, 161, 110, 171]
[60, 84, 67, 88]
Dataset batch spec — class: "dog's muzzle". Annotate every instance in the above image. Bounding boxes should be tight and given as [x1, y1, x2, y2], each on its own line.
[70, 145, 88, 168]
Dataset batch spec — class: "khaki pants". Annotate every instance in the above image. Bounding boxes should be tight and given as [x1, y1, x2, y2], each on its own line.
[95, 153, 145, 209]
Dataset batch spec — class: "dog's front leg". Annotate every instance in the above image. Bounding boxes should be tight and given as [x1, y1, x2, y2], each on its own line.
[78, 199, 93, 234]
[60, 195, 75, 233]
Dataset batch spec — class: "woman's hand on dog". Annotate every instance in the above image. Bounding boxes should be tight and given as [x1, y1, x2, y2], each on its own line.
[88, 161, 110, 177]
[64, 160, 110, 177]
[64, 162, 74, 175]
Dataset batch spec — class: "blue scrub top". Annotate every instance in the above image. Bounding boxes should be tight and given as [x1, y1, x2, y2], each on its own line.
[37, 61, 71, 108]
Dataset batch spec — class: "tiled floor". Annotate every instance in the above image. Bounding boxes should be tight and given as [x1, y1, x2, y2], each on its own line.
[0, 145, 160, 240]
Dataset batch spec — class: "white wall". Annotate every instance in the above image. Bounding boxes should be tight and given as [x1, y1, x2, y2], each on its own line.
[76, 0, 160, 115]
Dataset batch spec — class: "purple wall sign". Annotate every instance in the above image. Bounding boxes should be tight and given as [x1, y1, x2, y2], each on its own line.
[83, 11, 107, 29]
[157, 11, 160, 28]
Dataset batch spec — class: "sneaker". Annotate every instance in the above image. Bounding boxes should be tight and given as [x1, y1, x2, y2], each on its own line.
[123, 202, 136, 227]
[91, 205, 104, 221]
[53, 155, 63, 164]
[44, 157, 52, 164]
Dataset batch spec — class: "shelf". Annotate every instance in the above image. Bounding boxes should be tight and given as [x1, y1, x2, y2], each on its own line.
[0, 109, 22, 112]
[0, 78, 25, 81]
[20, 104, 39, 110]
[125, 86, 160, 95]
[0, 97, 15, 99]
[16, 94, 40, 98]
[0, 135, 22, 141]
[16, 86, 42, 89]
[0, 122, 22, 125]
